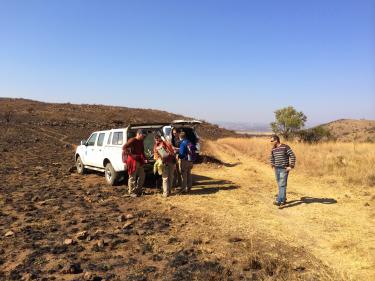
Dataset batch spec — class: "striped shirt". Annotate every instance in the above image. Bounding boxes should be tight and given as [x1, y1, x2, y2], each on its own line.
[270, 144, 296, 168]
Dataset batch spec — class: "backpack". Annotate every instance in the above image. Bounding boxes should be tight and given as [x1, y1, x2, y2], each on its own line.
[187, 141, 197, 162]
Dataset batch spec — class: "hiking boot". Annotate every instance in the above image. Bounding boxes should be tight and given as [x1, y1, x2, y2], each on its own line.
[129, 193, 138, 198]
[273, 201, 281, 206]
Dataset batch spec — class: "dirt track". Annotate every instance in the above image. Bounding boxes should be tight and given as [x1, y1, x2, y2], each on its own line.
[1, 123, 373, 280]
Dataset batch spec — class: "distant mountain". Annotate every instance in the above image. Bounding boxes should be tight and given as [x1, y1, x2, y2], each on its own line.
[320, 119, 375, 142]
[214, 121, 271, 132]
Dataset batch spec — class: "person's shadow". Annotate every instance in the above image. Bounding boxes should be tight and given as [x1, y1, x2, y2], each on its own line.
[279, 196, 337, 209]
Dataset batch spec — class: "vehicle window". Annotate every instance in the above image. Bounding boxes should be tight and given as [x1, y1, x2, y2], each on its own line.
[163, 127, 172, 137]
[112, 132, 123, 145]
[97, 133, 105, 146]
[107, 132, 112, 145]
[87, 133, 97, 146]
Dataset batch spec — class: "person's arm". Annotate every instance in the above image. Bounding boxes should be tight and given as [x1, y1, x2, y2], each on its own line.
[165, 141, 175, 155]
[153, 144, 159, 160]
[286, 145, 296, 170]
[124, 138, 136, 157]
[270, 150, 275, 168]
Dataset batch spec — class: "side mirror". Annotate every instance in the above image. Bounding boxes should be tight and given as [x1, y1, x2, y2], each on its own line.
[80, 140, 87, 146]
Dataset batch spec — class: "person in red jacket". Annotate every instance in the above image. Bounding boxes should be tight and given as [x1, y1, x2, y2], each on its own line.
[153, 133, 176, 197]
[123, 129, 147, 197]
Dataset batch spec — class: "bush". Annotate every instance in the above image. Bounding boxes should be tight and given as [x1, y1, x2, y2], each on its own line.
[296, 126, 331, 143]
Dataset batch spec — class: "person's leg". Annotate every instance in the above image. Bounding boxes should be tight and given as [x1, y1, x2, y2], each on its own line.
[275, 168, 281, 203]
[168, 164, 175, 193]
[180, 159, 188, 191]
[161, 164, 169, 197]
[281, 169, 289, 203]
[128, 170, 137, 195]
[279, 168, 288, 203]
[187, 162, 193, 191]
[137, 163, 145, 195]
[174, 160, 182, 187]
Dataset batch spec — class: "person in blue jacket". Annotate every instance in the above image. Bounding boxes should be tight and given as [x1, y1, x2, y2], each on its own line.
[178, 131, 193, 193]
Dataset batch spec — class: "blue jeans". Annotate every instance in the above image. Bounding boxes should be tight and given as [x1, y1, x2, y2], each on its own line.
[275, 167, 289, 203]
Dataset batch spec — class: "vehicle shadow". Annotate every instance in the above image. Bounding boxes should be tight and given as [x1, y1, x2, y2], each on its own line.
[182, 174, 239, 195]
[279, 196, 338, 209]
[187, 185, 238, 195]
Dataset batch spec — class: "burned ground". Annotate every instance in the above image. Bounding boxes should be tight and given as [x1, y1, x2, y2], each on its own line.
[0, 99, 338, 280]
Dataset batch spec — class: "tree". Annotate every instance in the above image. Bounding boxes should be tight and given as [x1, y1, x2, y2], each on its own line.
[270, 106, 307, 139]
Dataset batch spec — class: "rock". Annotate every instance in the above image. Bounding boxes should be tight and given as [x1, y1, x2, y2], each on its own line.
[122, 221, 134, 229]
[83, 272, 93, 280]
[68, 166, 76, 173]
[228, 237, 242, 243]
[97, 239, 105, 249]
[62, 263, 82, 274]
[63, 238, 74, 245]
[86, 235, 92, 242]
[364, 203, 370, 207]
[52, 162, 61, 166]
[76, 231, 89, 240]
[5, 231, 14, 237]
[126, 214, 135, 220]
[31, 196, 40, 202]
[117, 215, 126, 222]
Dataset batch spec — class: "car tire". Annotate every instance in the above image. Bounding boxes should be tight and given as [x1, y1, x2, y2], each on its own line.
[76, 156, 86, 175]
[105, 162, 117, 186]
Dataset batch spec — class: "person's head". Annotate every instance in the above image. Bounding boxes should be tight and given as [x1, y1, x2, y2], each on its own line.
[136, 129, 146, 140]
[172, 128, 180, 137]
[179, 131, 186, 140]
[154, 133, 162, 144]
[270, 134, 280, 145]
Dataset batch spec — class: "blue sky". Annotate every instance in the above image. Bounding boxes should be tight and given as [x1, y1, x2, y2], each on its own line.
[0, 0, 374, 125]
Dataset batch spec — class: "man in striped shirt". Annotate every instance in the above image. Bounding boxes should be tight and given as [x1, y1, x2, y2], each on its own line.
[270, 135, 296, 206]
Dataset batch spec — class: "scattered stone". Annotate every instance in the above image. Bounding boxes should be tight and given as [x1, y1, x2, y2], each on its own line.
[228, 237, 242, 243]
[122, 221, 134, 229]
[76, 231, 89, 240]
[86, 235, 92, 242]
[52, 162, 61, 166]
[126, 214, 135, 220]
[97, 239, 105, 249]
[31, 196, 40, 202]
[364, 203, 370, 207]
[62, 263, 82, 274]
[63, 238, 74, 245]
[68, 166, 76, 173]
[5, 231, 14, 237]
[83, 272, 93, 280]
[117, 215, 126, 222]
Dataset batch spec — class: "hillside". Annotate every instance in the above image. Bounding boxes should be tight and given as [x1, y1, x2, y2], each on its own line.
[0, 98, 234, 143]
[321, 119, 375, 142]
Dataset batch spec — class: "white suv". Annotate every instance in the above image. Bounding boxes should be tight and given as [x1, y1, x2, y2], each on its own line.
[75, 120, 201, 185]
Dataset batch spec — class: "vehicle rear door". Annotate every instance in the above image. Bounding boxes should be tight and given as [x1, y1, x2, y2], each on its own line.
[107, 131, 124, 171]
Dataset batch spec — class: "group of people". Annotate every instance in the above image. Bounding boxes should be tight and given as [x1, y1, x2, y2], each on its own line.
[122, 128, 194, 198]
[122, 128, 296, 207]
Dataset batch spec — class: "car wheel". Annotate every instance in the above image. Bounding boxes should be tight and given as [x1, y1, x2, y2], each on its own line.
[105, 162, 117, 186]
[76, 156, 86, 175]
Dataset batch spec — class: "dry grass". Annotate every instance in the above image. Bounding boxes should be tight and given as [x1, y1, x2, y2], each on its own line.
[212, 137, 375, 188]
